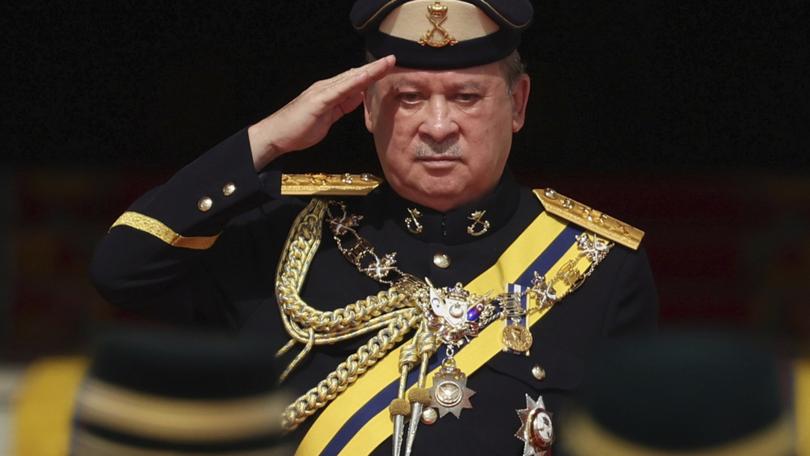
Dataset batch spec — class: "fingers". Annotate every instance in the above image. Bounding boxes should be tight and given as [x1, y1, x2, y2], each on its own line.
[359, 54, 396, 82]
[251, 55, 396, 159]
[326, 55, 395, 87]
[333, 91, 366, 120]
[317, 55, 395, 109]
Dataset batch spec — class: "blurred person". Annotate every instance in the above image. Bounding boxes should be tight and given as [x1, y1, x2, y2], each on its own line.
[561, 331, 799, 456]
[90, 1, 657, 454]
[71, 329, 292, 455]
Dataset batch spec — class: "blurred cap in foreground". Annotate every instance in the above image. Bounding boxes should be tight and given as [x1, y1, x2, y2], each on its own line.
[71, 328, 292, 455]
[562, 331, 795, 456]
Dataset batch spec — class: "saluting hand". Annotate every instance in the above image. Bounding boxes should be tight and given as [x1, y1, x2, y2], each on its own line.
[247, 55, 396, 170]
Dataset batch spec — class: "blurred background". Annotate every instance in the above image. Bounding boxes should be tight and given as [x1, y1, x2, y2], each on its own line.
[1, 0, 808, 453]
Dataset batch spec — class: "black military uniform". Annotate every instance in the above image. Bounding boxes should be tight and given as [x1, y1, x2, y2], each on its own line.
[91, 130, 657, 455]
[90, 1, 658, 454]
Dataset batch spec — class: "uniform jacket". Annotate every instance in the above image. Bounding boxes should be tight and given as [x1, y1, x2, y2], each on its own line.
[90, 129, 658, 455]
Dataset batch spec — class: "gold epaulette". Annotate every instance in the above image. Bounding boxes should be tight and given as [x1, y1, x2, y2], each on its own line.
[281, 173, 382, 196]
[534, 188, 644, 250]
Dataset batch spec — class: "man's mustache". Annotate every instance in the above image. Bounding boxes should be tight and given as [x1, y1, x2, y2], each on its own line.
[414, 139, 462, 158]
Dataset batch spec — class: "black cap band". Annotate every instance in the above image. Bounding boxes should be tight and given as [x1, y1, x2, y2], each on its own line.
[352, 0, 532, 69]
[365, 28, 521, 69]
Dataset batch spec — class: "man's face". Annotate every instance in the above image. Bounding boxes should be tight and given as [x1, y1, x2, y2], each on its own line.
[363, 61, 530, 212]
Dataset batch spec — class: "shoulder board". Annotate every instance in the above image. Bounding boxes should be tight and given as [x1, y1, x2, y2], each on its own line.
[533, 188, 644, 250]
[281, 173, 382, 196]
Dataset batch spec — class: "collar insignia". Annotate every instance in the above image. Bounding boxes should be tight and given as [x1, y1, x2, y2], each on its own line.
[405, 208, 424, 234]
[466, 210, 490, 237]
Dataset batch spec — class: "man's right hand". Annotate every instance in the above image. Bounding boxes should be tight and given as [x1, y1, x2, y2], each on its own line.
[247, 55, 396, 171]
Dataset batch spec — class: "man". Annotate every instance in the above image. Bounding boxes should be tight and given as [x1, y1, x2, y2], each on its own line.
[91, 1, 657, 454]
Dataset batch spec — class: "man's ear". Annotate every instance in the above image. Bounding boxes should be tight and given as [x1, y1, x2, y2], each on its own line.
[510, 74, 531, 133]
[363, 89, 375, 133]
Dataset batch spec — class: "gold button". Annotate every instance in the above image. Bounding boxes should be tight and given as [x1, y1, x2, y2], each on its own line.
[197, 196, 213, 212]
[433, 252, 450, 269]
[531, 364, 546, 381]
[222, 182, 236, 196]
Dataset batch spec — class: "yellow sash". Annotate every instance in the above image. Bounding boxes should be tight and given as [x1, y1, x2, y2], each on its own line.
[297, 211, 595, 455]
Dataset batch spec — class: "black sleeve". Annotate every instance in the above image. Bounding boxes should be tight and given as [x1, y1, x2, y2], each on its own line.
[600, 246, 659, 336]
[88, 129, 283, 326]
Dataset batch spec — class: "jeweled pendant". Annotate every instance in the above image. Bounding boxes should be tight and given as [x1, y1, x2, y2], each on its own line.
[429, 361, 475, 418]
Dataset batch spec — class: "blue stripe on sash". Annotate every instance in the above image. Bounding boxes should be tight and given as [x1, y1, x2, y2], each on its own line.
[514, 225, 581, 288]
[322, 353, 447, 455]
[320, 224, 583, 455]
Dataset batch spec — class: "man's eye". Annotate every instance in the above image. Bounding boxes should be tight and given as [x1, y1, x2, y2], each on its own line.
[454, 93, 481, 104]
[397, 93, 423, 104]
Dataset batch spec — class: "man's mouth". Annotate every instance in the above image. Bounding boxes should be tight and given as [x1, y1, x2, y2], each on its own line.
[417, 156, 460, 170]
[417, 156, 461, 162]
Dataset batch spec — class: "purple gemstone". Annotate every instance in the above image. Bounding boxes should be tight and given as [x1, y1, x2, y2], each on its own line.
[467, 307, 480, 321]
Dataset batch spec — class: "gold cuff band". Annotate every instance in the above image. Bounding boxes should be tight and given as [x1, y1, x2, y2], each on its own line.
[110, 212, 219, 250]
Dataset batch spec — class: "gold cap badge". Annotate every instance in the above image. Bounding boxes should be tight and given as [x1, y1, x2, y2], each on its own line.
[418, 2, 458, 47]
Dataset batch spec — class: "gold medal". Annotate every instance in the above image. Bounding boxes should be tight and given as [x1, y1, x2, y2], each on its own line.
[502, 324, 533, 353]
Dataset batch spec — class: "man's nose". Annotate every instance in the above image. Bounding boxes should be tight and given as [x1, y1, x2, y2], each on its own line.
[418, 95, 459, 141]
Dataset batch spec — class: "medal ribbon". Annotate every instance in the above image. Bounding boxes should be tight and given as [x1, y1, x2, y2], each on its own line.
[296, 211, 592, 456]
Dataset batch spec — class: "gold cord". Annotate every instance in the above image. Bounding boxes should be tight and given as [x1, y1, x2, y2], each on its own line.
[275, 200, 423, 377]
[281, 309, 421, 430]
[276, 199, 427, 430]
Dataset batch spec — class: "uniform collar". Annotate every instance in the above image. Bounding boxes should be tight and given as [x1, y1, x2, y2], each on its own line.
[371, 171, 521, 245]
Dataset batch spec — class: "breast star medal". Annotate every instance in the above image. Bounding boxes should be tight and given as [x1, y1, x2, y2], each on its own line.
[429, 359, 475, 418]
[515, 394, 554, 456]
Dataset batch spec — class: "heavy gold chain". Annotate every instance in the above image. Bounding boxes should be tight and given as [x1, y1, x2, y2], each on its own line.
[276, 199, 428, 430]
[275, 198, 613, 432]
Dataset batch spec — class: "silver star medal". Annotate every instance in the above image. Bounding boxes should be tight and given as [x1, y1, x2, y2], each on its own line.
[429, 361, 475, 418]
[515, 394, 554, 456]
